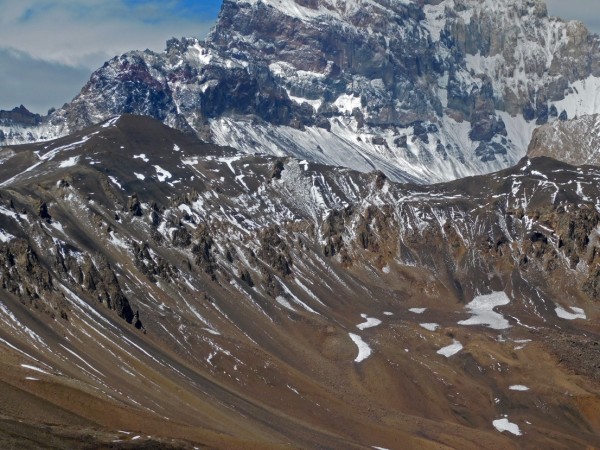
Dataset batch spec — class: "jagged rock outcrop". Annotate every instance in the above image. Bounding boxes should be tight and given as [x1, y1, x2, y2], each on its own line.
[0, 239, 53, 298]
[528, 114, 600, 165]
[132, 241, 178, 283]
[37, 200, 51, 222]
[81, 254, 134, 323]
[191, 222, 217, 277]
[127, 193, 143, 217]
[0, 106, 42, 127]
[258, 226, 293, 277]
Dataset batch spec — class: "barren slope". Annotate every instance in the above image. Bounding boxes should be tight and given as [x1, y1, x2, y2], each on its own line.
[0, 115, 599, 448]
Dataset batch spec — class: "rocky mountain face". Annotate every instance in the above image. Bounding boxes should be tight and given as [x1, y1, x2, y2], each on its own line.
[528, 113, 600, 165]
[2, 0, 600, 182]
[1, 115, 600, 448]
[0, 106, 43, 143]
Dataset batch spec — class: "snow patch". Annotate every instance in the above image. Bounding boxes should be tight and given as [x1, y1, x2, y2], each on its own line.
[50, 221, 65, 234]
[493, 418, 522, 436]
[108, 176, 123, 189]
[409, 307, 426, 314]
[458, 291, 511, 330]
[154, 165, 172, 182]
[286, 90, 322, 111]
[334, 94, 362, 115]
[554, 75, 600, 119]
[101, 116, 120, 128]
[420, 323, 439, 331]
[109, 231, 129, 249]
[276, 296, 296, 312]
[133, 154, 149, 162]
[21, 364, 51, 375]
[555, 305, 586, 320]
[349, 333, 372, 363]
[423, 1, 447, 41]
[509, 385, 529, 391]
[437, 340, 463, 357]
[58, 156, 79, 168]
[0, 229, 15, 243]
[217, 155, 242, 175]
[39, 134, 96, 161]
[356, 314, 382, 330]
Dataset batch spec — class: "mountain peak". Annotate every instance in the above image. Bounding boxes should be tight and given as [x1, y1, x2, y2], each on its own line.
[0, 105, 42, 127]
[225, 0, 416, 18]
[2, 0, 600, 185]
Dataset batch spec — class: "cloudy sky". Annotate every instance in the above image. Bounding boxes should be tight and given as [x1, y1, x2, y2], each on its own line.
[0, 0, 598, 114]
[0, 0, 222, 113]
[545, 0, 600, 35]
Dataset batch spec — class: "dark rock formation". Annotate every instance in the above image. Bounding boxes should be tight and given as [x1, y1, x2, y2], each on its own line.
[128, 194, 143, 216]
[81, 254, 134, 323]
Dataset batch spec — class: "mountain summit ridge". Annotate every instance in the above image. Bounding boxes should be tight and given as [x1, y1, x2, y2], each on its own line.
[1, 0, 600, 183]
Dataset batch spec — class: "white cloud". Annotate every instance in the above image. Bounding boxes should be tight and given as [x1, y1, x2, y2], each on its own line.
[0, 0, 216, 69]
[0, 0, 217, 113]
[0, 48, 91, 114]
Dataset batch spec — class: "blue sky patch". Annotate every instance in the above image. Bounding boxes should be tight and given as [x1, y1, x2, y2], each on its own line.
[122, 0, 222, 21]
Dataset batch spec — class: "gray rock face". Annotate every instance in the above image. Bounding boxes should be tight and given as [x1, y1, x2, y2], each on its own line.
[0, 106, 42, 127]
[2, 0, 600, 183]
[528, 114, 600, 165]
[0, 106, 43, 144]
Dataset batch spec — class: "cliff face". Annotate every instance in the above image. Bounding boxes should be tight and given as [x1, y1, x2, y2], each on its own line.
[528, 114, 600, 165]
[2, 0, 600, 183]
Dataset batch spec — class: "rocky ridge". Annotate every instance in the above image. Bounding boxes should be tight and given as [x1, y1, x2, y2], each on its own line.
[2, 0, 600, 183]
[528, 113, 600, 165]
[0, 115, 600, 448]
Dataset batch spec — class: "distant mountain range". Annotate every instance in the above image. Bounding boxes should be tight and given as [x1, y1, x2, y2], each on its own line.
[2, 1, 600, 447]
[2, 0, 600, 182]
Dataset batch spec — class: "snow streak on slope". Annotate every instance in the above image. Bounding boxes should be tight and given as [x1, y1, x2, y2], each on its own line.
[0, 117, 600, 447]
[2, 0, 600, 184]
